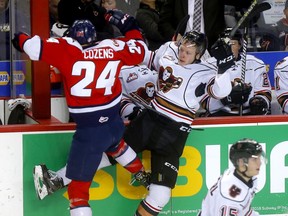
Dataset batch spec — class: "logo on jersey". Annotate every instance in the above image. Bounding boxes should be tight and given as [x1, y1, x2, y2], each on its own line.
[99, 116, 109, 123]
[112, 40, 119, 47]
[138, 66, 149, 75]
[133, 82, 156, 104]
[126, 72, 138, 83]
[229, 185, 241, 198]
[159, 66, 183, 93]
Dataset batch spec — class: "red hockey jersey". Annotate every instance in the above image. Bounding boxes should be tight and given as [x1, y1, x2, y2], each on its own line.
[19, 32, 148, 114]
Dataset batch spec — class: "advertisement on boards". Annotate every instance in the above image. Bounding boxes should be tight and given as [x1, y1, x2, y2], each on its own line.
[0, 60, 29, 97]
[22, 123, 288, 216]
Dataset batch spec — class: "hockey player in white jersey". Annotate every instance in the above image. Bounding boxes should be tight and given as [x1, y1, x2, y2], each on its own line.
[205, 28, 272, 116]
[144, 31, 233, 124]
[274, 56, 288, 114]
[119, 64, 158, 121]
[198, 138, 267, 216]
[126, 30, 234, 216]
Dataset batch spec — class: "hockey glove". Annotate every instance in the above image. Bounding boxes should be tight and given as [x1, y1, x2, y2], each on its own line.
[249, 97, 269, 115]
[12, 32, 30, 53]
[210, 38, 234, 74]
[221, 82, 252, 106]
[105, 9, 138, 35]
[124, 106, 142, 121]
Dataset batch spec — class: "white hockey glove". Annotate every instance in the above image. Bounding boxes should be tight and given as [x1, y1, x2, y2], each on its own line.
[8, 98, 31, 111]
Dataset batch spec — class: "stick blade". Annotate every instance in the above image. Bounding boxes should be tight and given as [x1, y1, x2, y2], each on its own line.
[239, 2, 272, 29]
[229, 2, 272, 37]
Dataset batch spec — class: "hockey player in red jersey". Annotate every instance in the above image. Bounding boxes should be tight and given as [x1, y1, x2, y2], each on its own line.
[12, 13, 150, 216]
[198, 138, 267, 216]
[32, 65, 158, 201]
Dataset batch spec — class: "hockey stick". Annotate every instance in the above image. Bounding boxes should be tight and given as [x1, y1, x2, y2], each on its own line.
[239, 26, 248, 116]
[229, 1, 271, 38]
[237, 2, 271, 116]
[173, 15, 190, 41]
[122, 92, 204, 131]
[229, 0, 258, 37]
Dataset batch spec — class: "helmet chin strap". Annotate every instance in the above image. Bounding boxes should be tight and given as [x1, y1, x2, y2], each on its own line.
[239, 164, 253, 179]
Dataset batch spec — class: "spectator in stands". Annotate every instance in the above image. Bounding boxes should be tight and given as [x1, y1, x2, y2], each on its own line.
[100, 0, 122, 38]
[0, 0, 9, 60]
[57, 0, 114, 40]
[260, 0, 288, 51]
[224, 5, 237, 28]
[0, 0, 27, 60]
[101, 0, 116, 10]
[274, 56, 288, 114]
[135, 0, 166, 50]
[49, 0, 60, 28]
[205, 28, 272, 116]
[158, 0, 252, 52]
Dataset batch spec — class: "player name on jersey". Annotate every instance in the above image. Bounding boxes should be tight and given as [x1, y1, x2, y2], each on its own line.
[84, 48, 114, 59]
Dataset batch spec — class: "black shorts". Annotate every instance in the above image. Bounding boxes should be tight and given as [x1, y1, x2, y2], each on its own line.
[124, 109, 190, 188]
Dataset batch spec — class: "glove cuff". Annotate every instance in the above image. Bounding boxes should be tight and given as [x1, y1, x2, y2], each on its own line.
[18, 33, 30, 52]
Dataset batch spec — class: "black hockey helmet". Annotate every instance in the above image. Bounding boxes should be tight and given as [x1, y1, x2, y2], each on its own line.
[178, 30, 208, 58]
[229, 138, 265, 166]
[67, 20, 97, 46]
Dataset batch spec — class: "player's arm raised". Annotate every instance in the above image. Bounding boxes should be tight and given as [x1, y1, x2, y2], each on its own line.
[105, 10, 152, 66]
[12, 32, 82, 69]
[105, 9, 142, 40]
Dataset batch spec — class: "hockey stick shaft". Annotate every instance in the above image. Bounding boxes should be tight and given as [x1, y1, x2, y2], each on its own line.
[173, 15, 190, 41]
[239, 27, 248, 116]
[122, 92, 174, 120]
[229, 0, 258, 37]
[230, 1, 271, 38]
[236, 2, 271, 116]
[122, 93, 204, 131]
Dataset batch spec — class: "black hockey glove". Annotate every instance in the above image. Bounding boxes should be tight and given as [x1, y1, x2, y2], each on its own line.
[124, 106, 142, 121]
[210, 38, 234, 74]
[221, 82, 252, 106]
[105, 9, 138, 35]
[12, 32, 29, 53]
[249, 97, 269, 115]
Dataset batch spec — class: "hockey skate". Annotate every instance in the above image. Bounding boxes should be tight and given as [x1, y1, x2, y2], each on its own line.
[130, 170, 151, 189]
[33, 164, 65, 200]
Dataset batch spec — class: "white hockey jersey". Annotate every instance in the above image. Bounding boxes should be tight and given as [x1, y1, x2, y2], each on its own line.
[150, 41, 232, 125]
[200, 169, 260, 216]
[206, 55, 271, 115]
[119, 64, 158, 119]
[274, 56, 288, 114]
